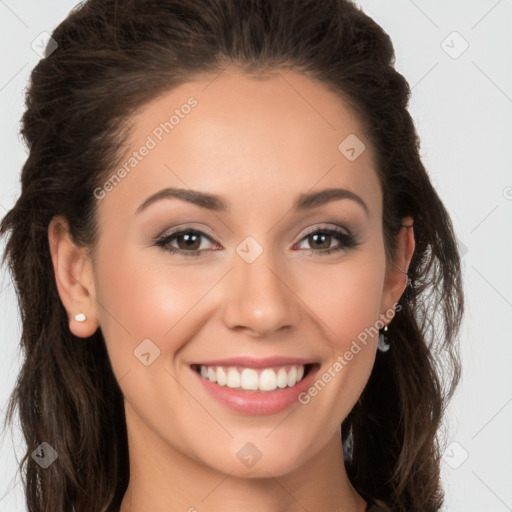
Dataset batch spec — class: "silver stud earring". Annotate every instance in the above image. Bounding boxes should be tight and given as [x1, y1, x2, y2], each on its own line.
[377, 325, 390, 352]
[74, 313, 87, 322]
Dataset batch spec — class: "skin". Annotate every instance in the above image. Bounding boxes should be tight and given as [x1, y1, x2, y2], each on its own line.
[48, 68, 415, 512]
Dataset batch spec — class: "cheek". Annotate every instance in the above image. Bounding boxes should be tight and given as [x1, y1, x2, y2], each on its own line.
[297, 253, 386, 346]
[297, 253, 385, 399]
[93, 243, 221, 366]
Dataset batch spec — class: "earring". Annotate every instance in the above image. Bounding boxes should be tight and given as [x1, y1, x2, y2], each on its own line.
[74, 313, 87, 322]
[377, 325, 390, 352]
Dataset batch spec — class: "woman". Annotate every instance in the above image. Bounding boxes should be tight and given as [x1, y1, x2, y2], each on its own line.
[0, 0, 464, 511]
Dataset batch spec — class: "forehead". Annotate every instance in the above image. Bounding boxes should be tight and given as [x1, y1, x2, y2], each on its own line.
[98, 69, 381, 220]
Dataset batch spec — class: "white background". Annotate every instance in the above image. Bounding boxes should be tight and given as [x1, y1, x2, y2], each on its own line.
[1, 1, 511, 511]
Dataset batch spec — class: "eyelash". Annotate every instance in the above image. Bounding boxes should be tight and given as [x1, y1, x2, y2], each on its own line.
[155, 226, 360, 258]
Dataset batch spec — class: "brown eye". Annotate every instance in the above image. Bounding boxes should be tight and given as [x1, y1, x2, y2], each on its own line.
[174, 232, 202, 251]
[155, 229, 217, 257]
[306, 232, 334, 250]
[295, 227, 358, 255]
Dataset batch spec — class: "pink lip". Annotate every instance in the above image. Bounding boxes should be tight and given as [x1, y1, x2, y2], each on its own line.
[189, 356, 316, 368]
[190, 362, 320, 415]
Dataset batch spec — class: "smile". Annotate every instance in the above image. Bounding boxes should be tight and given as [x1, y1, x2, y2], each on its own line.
[190, 360, 319, 415]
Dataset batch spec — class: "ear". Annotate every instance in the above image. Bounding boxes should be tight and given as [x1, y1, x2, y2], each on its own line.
[379, 216, 415, 321]
[48, 216, 99, 338]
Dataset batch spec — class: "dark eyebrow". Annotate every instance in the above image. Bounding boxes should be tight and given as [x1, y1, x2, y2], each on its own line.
[136, 188, 228, 214]
[135, 187, 369, 216]
[295, 188, 369, 216]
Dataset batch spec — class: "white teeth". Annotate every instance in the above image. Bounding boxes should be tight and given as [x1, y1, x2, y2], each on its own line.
[226, 368, 241, 388]
[241, 368, 259, 390]
[217, 367, 227, 386]
[259, 369, 277, 391]
[197, 364, 308, 391]
[207, 366, 217, 383]
[287, 366, 297, 387]
[276, 368, 288, 388]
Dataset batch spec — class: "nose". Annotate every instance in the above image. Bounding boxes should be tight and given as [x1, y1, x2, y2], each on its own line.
[221, 250, 301, 337]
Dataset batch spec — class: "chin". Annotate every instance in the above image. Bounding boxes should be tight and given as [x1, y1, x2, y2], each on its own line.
[208, 450, 306, 479]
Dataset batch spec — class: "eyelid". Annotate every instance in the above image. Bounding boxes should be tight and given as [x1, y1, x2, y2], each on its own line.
[156, 223, 217, 241]
[298, 223, 352, 239]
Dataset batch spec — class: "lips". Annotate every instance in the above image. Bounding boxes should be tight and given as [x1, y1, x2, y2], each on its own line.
[189, 357, 320, 415]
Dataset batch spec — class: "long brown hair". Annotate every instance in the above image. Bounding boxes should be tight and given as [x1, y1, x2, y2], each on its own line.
[0, 1, 464, 511]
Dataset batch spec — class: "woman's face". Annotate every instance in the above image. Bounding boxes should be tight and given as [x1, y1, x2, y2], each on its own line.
[80, 69, 411, 477]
